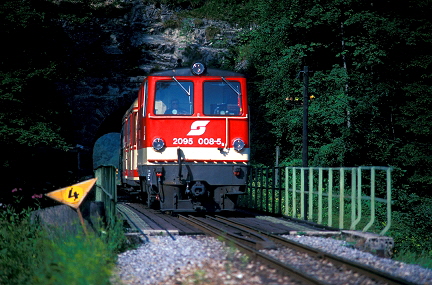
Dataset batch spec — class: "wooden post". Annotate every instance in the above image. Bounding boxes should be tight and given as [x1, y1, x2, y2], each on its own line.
[77, 207, 88, 236]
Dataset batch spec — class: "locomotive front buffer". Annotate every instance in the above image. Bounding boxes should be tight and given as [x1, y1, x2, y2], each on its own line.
[140, 159, 248, 212]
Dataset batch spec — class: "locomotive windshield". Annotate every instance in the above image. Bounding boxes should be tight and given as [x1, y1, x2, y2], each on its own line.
[154, 80, 193, 115]
[203, 80, 242, 115]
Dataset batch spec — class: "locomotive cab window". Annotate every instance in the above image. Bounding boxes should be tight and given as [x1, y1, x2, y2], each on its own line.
[154, 80, 193, 115]
[203, 80, 242, 115]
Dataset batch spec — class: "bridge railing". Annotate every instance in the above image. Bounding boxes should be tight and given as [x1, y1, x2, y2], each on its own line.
[240, 166, 392, 235]
[242, 166, 285, 215]
[94, 165, 117, 223]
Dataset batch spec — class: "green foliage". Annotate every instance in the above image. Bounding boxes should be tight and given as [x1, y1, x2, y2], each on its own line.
[205, 26, 221, 41]
[394, 250, 432, 270]
[0, 0, 133, 189]
[102, 218, 133, 254]
[1, 0, 432, 269]
[149, 0, 205, 8]
[163, 18, 180, 29]
[176, 0, 257, 26]
[0, 205, 128, 285]
[0, 210, 43, 285]
[388, 193, 432, 253]
[237, 0, 432, 200]
[33, 232, 114, 285]
[0, 0, 74, 190]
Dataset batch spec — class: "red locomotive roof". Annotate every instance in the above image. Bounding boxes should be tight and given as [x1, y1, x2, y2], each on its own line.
[148, 67, 245, 78]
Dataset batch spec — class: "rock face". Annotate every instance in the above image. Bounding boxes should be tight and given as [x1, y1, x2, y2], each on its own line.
[58, 1, 243, 173]
[117, 2, 241, 72]
[31, 201, 105, 235]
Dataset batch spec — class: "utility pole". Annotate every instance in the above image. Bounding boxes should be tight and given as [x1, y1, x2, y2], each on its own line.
[302, 66, 309, 169]
[302, 66, 309, 220]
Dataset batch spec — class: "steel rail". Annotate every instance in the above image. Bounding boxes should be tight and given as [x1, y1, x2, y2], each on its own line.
[189, 216, 275, 250]
[178, 215, 331, 285]
[125, 203, 176, 241]
[116, 205, 150, 243]
[213, 215, 417, 285]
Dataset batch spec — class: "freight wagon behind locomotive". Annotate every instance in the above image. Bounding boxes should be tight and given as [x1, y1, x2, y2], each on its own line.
[120, 63, 249, 212]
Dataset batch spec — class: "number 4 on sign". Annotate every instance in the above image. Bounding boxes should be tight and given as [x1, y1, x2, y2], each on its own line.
[68, 188, 80, 201]
[46, 178, 97, 209]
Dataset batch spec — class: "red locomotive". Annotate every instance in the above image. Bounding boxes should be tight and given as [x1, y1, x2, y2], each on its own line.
[120, 63, 249, 212]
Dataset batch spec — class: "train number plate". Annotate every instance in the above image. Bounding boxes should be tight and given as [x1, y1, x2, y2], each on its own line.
[173, 137, 224, 146]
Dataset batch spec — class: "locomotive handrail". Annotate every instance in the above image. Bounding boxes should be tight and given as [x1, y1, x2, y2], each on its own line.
[224, 117, 229, 149]
[177, 148, 182, 179]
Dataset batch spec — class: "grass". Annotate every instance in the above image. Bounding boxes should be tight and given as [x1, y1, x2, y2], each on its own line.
[394, 250, 432, 270]
[0, 202, 130, 285]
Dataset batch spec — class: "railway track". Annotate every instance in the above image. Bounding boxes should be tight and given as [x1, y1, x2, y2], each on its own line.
[179, 215, 416, 285]
[117, 204, 421, 284]
[117, 203, 205, 238]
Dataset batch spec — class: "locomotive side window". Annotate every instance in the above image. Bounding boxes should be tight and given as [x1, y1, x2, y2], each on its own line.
[203, 81, 241, 115]
[154, 80, 194, 115]
[142, 81, 148, 117]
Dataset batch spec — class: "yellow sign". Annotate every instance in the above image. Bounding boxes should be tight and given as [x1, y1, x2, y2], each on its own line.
[46, 178, 97, 209]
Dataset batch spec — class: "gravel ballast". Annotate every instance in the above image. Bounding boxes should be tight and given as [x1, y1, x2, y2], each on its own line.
[114, 235, 432, 285]
[283, 235, 432, 285]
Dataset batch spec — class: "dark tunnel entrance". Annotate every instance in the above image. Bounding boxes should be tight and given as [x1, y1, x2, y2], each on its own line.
[93, 133, 120, 169]
[92, 103, 132, 170]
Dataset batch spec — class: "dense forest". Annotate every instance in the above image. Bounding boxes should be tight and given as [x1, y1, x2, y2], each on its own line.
[1, 0, 431, 260]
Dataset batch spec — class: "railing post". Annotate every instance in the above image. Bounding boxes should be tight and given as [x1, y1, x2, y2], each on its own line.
[265, 168, 269, 213]
[250, 168, 254, 209]
[271, 167, 275, 214]
[285, 167, 289, 216]
[328, 168, 333, 227]
[363, 167, 376, 232]
[253, 167, 257, 209]
[380, 168, 392, 235]
[339, 168, 345, 229]
[318, 168, 323, 224]
[95, 169, 102, 202]
[279, 167, 283, 214]
[300, 168, 305, 219]
[292, 168, 297, 217]
[350, 168, 357, 230]
[352, 167, 362, 229]
[308, 167, 314, 221]
[94, 165, 117, 224]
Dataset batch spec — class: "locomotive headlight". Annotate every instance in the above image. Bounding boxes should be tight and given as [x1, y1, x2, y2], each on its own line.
[152, 138, 165, 151]
[191, 62, 206, 75]
[233, 138, 245, 152]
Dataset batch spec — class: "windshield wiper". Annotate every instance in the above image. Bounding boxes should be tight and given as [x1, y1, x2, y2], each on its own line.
[172, 76, 191, 96]
[221, 77, 241, 96]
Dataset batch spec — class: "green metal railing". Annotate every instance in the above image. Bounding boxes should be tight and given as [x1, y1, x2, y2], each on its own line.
[94, 165, 117, 222]
[243, 167, 285, 214]
[240, 166, 392, 235]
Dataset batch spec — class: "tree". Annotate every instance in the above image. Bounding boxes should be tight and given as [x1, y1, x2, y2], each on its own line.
[240, 0, 432, 196]
[0, 0, 73, 191]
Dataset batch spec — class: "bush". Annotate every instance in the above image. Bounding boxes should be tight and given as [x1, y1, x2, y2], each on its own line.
[33, 231, 114, 285]
[389, 194, 432, 253]
[205, 26, 220, 41]
[0, 204, 128, 285]
[0, 208, 43, 285]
